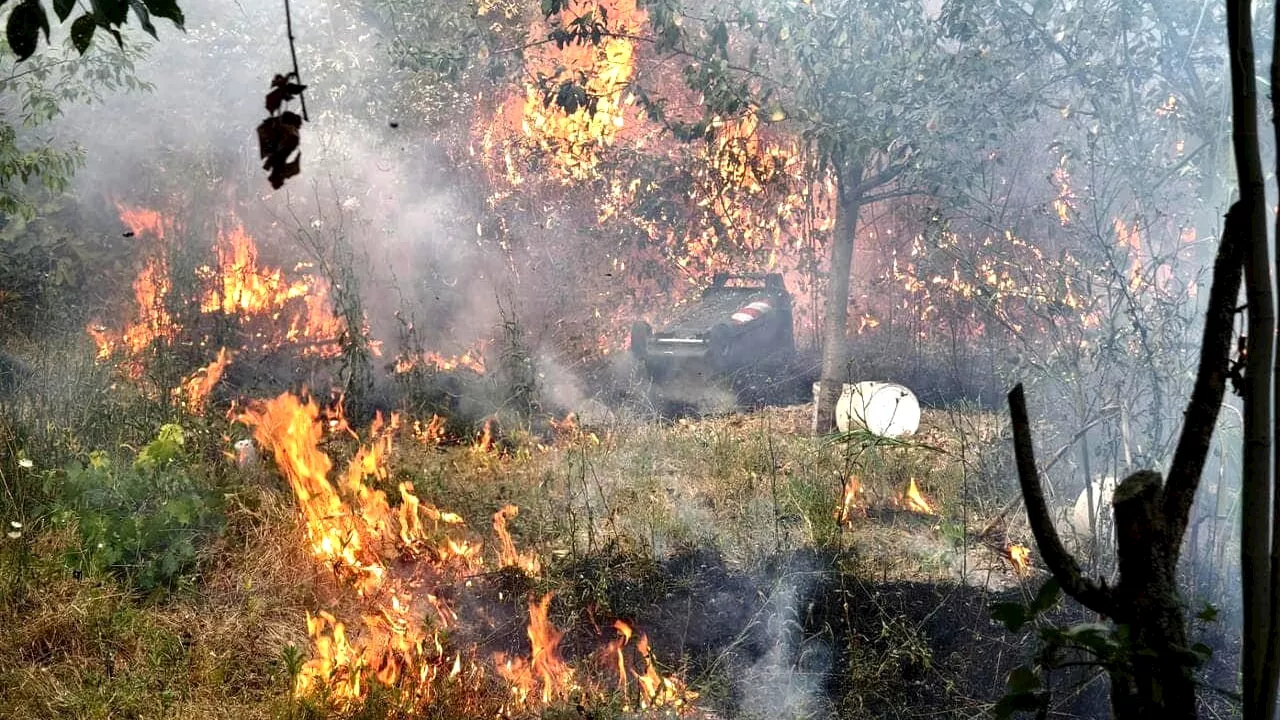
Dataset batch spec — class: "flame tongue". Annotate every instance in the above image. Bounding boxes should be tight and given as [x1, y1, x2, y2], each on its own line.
[901, 478, 936, 515]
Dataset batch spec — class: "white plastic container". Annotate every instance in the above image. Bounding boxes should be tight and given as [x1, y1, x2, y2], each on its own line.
[813, 381, 921, 437]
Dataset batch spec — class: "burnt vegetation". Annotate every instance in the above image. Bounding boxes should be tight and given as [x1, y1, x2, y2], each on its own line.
[0, 0, 1264, 717]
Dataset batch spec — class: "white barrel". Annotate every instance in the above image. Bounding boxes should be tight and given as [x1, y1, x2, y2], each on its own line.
[834, 381, 921, 437]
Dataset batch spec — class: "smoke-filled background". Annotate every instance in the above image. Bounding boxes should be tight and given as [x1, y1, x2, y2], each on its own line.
[0, 0, 1259, 716]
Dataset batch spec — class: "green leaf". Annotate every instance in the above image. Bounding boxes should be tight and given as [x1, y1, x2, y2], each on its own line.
[53, 0, 75, 22]
[90, 0, 129, 27]
[991, 601, 1028, 632]
[1030, 577, 1062, 614]
[1196, 603, 1219, 623]
[140, 0, 182, 28]
[1190, 642, 1213, 664]
[70, 14, 97, 53]
[992, 690, 1045, 720]
[7, 0, 50, 61]
[129, 0, 156, 38]
[1007, 665, 1041, 693]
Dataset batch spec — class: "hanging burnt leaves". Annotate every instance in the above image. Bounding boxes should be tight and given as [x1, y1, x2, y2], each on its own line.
[257, 73, 307, 189]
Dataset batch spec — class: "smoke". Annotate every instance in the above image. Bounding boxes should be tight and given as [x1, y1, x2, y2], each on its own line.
[732, 561, 833, 720]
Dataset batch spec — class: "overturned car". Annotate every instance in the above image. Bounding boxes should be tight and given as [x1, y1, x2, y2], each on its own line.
[629, 273, 796, 387]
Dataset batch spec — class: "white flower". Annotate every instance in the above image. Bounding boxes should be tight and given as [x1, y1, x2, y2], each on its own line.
[18, 458, 33, 469]
[9, 521, 21, 529]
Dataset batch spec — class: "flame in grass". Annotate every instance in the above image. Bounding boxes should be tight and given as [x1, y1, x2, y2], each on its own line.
[238, 392, 695, 714]
[394, 342, 489, 375]
[602, 620, 698, 711]
[496, 593, 577, 708]
[494, 505, 542, 576]
[171, 347, 232, 414]
[1009, 543, 1032, 574]
[900, 478, 936, 515]
[835, 475, 865, 527]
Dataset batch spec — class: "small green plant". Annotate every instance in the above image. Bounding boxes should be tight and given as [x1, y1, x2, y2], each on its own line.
[49, 423, 224, 594]
[990, 579, 1215, 718]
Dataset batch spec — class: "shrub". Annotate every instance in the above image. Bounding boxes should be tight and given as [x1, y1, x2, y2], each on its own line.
[48, 423, 225, 594]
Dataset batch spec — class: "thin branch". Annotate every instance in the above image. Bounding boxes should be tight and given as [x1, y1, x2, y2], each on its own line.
[1008, 383, 1116, 616]
[284, 0, 308, 122]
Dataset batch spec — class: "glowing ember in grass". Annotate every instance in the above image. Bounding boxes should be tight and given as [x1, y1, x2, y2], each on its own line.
[900, 478, 936, 515]
[1009, 543, 1032, 573]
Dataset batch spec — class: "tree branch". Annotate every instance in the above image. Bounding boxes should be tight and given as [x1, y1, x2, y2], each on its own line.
[1008, 383, 1116, 616]
[1161, 202, 1245, 549]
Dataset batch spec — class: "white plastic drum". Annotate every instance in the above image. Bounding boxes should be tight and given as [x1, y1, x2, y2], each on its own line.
[833, 381, 921, 437]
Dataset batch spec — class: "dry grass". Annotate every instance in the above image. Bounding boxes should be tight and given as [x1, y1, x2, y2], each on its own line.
[0, 487, 312, 720]
[1, 387, 1038, 720]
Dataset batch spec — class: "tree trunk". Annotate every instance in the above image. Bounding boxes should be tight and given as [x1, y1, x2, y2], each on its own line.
[813, 159, 864, 434]
[1108, 472, 1196, 720]
[1225, 0, 1276, 715]
[1265, 0, 1280, 713]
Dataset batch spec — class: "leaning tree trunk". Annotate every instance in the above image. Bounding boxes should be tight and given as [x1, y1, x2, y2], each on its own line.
[1007, 183, 1244, 717]
[813, 159, 864, 434]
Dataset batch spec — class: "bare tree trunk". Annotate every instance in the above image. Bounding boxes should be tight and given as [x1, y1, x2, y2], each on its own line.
[1264, 4, 1280, 716]
[813, 159, 864, 434]
[1225, 0, 1277, 716]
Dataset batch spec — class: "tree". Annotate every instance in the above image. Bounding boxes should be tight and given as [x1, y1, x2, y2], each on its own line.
[608, 0, 1036, 431]
[2, 0, 182, 61]
[1004, 0, 1261, 712]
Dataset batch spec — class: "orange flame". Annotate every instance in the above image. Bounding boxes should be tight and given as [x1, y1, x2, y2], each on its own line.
[1009, 543, 1032, 574]
[493, 504, 542, 576]
[835, 475, 865, 527]
[90, 206, 348, 370]
[171, 347, 231, 414]
[495, 593, 576, 708]
[601, 620, 698, 710]
[901, 478, 936, 515]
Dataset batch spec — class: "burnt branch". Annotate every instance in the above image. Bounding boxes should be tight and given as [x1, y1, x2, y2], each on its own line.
[1008, 383, 1116, 616]
[1161, 202, 1246, 551]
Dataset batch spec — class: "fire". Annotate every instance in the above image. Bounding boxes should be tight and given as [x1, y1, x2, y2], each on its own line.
[1008, 543, 1032, 574]
[495, 593, 576, 707]
[602, 620, 698, 710]
[238, 392, 694, 714]
[412, 415, 448, 445]
[473, 418, 494, 453]
[900, 478, 936, 515]
[493, 504, 542, 576]
[513, 0, 648, 180]
[395, 344, 488, 375]
[171, 347, 232, 414]
[90, 206, 348, 373]
[835, 475, 865, 527]
[237, 393, 488, 706]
